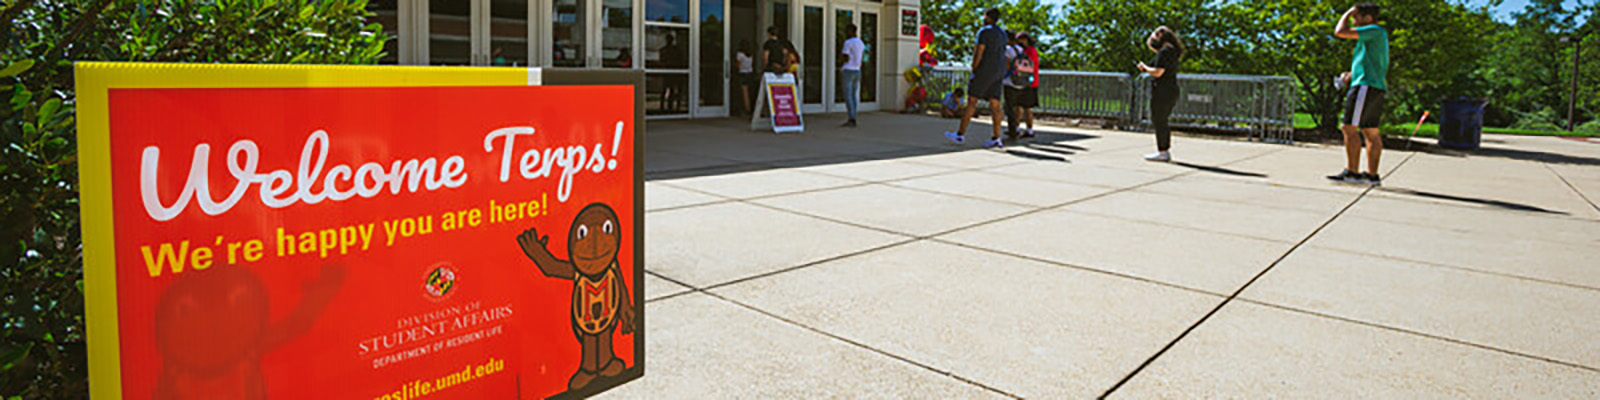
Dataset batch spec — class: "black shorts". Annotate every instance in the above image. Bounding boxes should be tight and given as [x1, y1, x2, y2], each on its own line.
[969, 76, 1004, 101]
[1006, 86, 1039, 108]
[1343, 85, 1387, 129]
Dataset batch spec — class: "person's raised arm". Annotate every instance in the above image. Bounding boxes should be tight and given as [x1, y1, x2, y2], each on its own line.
[1137, 61, 1166, 78]
[1334, 7, 1360, 40]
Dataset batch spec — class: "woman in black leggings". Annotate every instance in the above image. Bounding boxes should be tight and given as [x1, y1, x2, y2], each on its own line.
[1137, 26, 1185, 162]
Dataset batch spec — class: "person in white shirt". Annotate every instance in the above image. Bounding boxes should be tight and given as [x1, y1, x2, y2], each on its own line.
[736, 41, 756, 116]
[839, 24, 866, 127]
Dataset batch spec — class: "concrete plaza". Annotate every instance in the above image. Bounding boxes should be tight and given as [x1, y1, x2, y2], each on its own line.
[600, 113, 1600, 398]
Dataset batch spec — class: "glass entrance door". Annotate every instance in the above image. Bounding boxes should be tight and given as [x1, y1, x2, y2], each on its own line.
[800, 3, 824, 113]
[646, 0, 691, 116]
[419, 0, 535, 66]
[550, 0, 634, 68]
[693, 0, 727, 117]
[828, 4, 877, 113]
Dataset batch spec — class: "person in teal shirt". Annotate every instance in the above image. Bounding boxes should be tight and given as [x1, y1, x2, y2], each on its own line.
[1327, 3, 1390, 186]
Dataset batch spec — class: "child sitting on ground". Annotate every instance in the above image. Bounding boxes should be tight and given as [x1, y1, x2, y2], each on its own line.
[940, 88, 967, 118]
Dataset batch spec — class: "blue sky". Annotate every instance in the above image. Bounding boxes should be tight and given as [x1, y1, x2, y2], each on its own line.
[1477, 0, 1589, 20]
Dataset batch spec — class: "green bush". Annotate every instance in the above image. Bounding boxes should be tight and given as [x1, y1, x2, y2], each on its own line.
[2, 1, 387, 397]
[1509, 107, 1564, 131]
[1578, 119, 1600, 134]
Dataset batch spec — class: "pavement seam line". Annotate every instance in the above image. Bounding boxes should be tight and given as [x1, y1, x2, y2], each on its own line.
[1305, 244, 1600, 293]
[698, 291, 1028, 399]
[1234, 298, 1600, 374]
[638, 239, 1025, 397]
[927, 147, 1288, 239]
[642, 269, 701, 303]
[1542, 162, 1600, 215]
[926, 237, 1230, 299]
[698, 238, 922, 292]
[1097, 150, 1417, 398]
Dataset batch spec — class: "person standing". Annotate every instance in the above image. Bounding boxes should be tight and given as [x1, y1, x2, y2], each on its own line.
[943, 8, 1009, 149]
[762, 27, 796, 75]
[1327, 3, 1389, 186]
[736, 41, 756, 116]
[1136, 26, 1184, 162]
[1004, 32, 1040, 139]
[840, 24, 866, 127]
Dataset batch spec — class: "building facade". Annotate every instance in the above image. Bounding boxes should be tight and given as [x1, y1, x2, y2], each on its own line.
[368, 0, 922, 119]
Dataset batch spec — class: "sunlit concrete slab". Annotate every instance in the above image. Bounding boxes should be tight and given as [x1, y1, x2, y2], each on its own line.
[643, 272, 691, 302]
[1139, 174, 1362, 213]
[889, 170, 1113, 208]
[1243, 246, 1600, 368]
[627, 116, 1600, 398]
[1215, 144, 1405, 193]
[942, 210, 1293, 294]
[645, 181, 727, 211]
[1375, 152, 1600, 219]
[713, 242, 1221, 399]
[1064, 190, 1337, 241]
[1110, 301, 1600, 399]
[595, 294, 1005, 399]
[644, 202, 906, 288]
[1342, 194, 1600, 247]
[978, 162, 1179, 190]
[1306, 212, 1600, 289]
[752, 184, 1033, 237]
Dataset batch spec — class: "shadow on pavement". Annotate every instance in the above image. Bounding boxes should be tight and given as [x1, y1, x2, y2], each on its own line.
[1377, 187, 1569, 215]
[1170, 161, 1269, 178]
[1414, 142, 1600, 167]
[1003, 148, 1071, 162]
[1469, 146, 1600, 167]
[645, 116, 1100, 180]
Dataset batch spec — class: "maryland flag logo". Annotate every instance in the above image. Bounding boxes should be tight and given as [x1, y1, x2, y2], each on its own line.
[423, 264, 458, 300]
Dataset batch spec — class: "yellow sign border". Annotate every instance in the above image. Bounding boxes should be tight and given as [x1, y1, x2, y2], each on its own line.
[74, 62, 537, 399]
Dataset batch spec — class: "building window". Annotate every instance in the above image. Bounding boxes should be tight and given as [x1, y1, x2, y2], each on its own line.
[646, 0, 690, 23]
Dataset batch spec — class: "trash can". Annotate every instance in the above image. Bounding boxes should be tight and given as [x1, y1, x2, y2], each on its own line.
[1438, 98, 1488, 150]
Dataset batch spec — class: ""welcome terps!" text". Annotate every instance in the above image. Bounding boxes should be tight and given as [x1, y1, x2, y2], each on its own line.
[138, 122, 626, 222]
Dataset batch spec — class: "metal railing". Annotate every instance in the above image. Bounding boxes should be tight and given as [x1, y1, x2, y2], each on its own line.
[918, 67, 1297, 142]
[1132, 73, 1297, 143]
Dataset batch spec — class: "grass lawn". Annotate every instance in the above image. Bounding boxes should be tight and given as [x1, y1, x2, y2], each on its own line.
[1293, 113, 1600, 138]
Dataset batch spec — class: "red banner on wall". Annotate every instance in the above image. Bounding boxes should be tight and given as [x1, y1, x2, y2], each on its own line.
[80, 66, 643, 400]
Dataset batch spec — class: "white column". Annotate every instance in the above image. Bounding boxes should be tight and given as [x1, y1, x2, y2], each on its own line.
[880, 0, 920, 112]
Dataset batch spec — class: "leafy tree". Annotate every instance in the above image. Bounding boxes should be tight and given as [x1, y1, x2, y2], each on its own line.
[921, 0, 1062, 67]
[1, 1, 388, 397]
[1055, 0, 1496, 132]
[1481, 0, 1582, 127]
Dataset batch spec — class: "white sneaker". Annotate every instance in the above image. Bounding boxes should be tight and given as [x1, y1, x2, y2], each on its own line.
[983, 138, 1005, 149]
[944, 131, 965, 145]
[1143, 151, 1171, 162]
